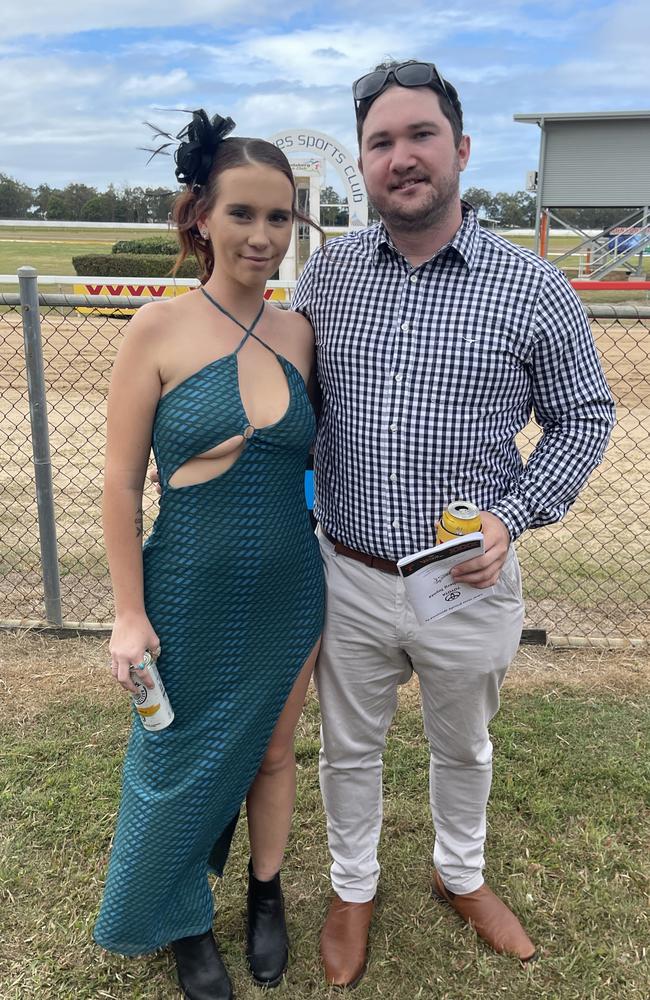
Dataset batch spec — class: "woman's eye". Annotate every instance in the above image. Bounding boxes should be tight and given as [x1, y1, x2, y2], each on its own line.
[230, 210, 249, 219]
[270, 214, 290, 224]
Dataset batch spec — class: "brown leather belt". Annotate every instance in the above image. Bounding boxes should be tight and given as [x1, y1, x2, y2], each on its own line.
[322, 528, 400, 575]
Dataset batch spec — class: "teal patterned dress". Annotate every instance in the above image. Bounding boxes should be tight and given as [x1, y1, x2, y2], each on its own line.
[94, 294, 324, 955]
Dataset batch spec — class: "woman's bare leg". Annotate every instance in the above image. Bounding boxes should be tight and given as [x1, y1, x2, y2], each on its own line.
[246, 639, 321, 880]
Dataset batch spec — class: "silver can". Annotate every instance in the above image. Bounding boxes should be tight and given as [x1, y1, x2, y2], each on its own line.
[129, 651, 174, 731]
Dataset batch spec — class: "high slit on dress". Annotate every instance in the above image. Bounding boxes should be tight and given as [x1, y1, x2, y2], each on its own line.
[94, 293, 324, 955]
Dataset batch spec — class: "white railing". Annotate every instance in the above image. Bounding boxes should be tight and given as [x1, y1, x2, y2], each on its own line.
[0, 275, 297, 289]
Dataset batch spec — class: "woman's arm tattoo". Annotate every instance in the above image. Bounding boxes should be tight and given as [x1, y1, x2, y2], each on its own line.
[135, 506, 143, 538]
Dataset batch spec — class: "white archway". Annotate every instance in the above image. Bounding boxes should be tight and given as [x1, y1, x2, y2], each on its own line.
[268, 128, 368, 227]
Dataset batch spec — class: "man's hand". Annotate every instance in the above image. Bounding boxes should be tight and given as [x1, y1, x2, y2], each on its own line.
[450, 511, 510, 588]
[148, 464, 162, 497]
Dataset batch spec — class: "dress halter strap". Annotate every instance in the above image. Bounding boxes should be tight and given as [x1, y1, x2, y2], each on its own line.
[200, 287, 265, 353]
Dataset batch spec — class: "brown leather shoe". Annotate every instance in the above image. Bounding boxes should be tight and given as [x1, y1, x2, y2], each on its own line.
[432, 871, 536, 962]
[320, 894, 374, 988]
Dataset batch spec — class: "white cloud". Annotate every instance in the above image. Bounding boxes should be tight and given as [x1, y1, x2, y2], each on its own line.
[557, 57, 649, 91]
[452, 64, 522, 85]
[594, 0, 650, 45]
[542, 0, 650, 97]
[0, 0, 646, 196]
[234, 91, 357, 151]
[192, 25, 414, 90]
[5, 0, 308, 39]
[121, 69, 191, 96]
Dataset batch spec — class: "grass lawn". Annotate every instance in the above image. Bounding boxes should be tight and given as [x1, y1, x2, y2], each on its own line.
[0, 239, 109, 279]
[1, 226, 648, 297]
[0, 224, 163, 244]
[1, 634, 648, 999]
[0, 226, 171, 292]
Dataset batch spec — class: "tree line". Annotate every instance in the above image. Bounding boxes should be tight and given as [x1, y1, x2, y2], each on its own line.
[322, 185, 539, 227]
[0, 173, 633, 230]
[0, 174, 175, 224]
[311, 186, 628, 230]
[460, 188, 634, 230]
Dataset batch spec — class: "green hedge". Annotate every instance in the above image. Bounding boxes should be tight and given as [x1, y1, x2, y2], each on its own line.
[112, 237, 179, 255]
[72, 254, 199, 278]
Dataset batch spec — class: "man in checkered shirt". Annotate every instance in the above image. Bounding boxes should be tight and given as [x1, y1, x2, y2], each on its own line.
[292, 60, 615, 985]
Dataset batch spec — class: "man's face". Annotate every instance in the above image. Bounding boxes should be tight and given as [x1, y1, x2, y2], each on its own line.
[358, 85, 470, 233]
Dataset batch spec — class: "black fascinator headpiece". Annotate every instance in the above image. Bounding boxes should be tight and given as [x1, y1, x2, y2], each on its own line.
[142, 109, 236, 190]
[174, 110, 236, 188]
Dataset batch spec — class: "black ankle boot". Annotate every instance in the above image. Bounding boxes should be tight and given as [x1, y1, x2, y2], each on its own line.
[171, 929, 233, 1000]
[246, 859, 289, 987]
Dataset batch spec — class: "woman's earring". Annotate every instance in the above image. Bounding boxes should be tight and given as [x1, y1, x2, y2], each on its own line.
[200, 228, 209, 239]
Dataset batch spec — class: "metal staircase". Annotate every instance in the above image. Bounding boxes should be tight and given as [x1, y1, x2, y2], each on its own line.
[552, 207, 649, 280]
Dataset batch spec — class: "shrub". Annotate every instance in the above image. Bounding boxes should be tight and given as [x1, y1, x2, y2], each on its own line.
[72, 254, 199, 278]
[112, 237, 179, 255]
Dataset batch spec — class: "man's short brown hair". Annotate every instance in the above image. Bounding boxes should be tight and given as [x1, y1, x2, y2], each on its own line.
[355, 60, 463, 148]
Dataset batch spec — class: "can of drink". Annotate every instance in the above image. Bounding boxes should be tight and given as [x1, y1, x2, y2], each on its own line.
[436, 500, 482, 545]
[129, 651, 174, 731]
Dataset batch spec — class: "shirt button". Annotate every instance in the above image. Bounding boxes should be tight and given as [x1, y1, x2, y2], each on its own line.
[410, 274, 418, 283]
[390, 473, 398, 482]
[394, 373, 403, 383]
[401, 322, 410, 333]
[392, 519, 400, 528]
[389, 423, 398, 432]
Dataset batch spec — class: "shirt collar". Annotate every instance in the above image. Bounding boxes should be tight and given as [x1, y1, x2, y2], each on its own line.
[370, 201, 481, 271]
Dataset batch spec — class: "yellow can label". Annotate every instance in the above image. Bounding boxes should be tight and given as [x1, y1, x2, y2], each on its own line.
[436, 501, 481, 544]
[136, 703, 161, 717]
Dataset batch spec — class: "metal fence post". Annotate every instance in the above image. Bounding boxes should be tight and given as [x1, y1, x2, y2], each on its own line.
[634, 205, 649, 278]
[18, 266, 63, 625]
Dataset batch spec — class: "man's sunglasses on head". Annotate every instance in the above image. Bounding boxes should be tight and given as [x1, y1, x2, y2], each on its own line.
[352, 61, 455, 113]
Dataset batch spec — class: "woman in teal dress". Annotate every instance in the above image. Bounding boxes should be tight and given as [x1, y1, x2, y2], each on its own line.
[95, 112, 324, 1000]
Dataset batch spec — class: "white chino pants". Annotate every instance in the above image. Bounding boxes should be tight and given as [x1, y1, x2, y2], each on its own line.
[315, 527, 525, 902]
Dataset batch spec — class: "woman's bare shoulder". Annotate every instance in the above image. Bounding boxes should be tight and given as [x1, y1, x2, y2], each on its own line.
[121, 291, 201, 345]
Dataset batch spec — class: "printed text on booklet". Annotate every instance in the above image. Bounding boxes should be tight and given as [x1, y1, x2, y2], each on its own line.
[397, 533, 495, 624]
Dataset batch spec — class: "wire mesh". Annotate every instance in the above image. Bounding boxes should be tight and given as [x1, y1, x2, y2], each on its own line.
[0, 295, 157, 623]
[0, 298, 43, 618]
[516, 306, 650, 639]
[1, 293, 648, 638]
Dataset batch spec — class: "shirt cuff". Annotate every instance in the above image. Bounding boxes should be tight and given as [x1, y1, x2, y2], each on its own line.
[487, 497, 531, 542]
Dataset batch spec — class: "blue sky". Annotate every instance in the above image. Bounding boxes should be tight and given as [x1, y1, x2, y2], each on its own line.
[2, 0, 647, 198]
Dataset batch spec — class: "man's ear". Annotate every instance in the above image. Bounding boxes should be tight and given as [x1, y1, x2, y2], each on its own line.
[458, 135, 471, 173]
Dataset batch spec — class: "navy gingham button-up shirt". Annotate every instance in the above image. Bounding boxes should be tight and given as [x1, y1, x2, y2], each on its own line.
[293, 204, 615, 560]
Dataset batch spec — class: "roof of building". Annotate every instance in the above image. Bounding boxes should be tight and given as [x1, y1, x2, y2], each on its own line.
[514, 111, 650, 124]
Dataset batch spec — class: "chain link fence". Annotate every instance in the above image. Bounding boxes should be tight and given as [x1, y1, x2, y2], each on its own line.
[1, 275, 649, 641]
[516, 306, 649, 641]
[1, 281, 157, 625]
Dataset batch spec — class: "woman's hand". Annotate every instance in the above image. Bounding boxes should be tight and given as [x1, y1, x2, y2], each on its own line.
[109, 614, 160, 694]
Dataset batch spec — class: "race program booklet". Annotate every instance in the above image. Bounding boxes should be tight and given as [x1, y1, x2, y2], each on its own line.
[397, 532, 495, 625]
